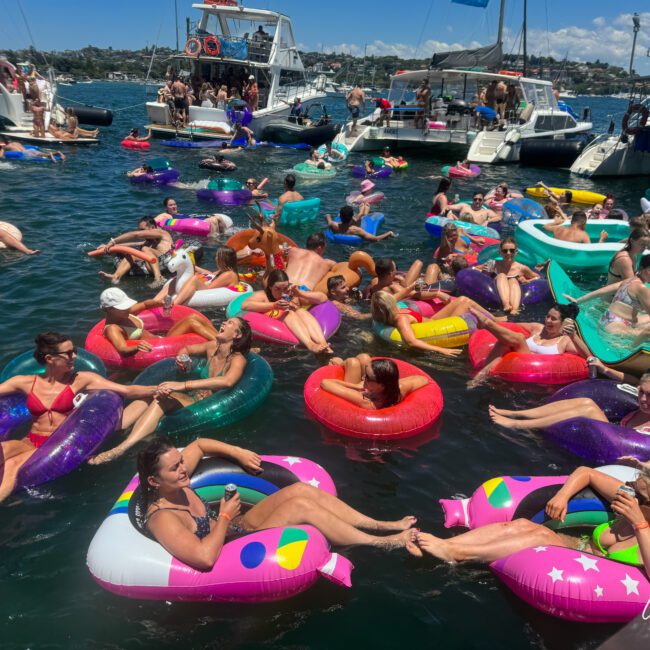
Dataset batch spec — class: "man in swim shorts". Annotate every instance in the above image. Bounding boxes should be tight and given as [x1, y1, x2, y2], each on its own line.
[450, 192, 500, 226]
[346, 84, 365, 134]
[325, 205, 396, 242]
[171, 77, 187, 126]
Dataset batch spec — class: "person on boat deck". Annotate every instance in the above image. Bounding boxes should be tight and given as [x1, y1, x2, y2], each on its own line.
[136, 435, 418, 571]
[474, 104, 498, 129]
[171, 77, 187, 126]
[229, 120, 254, 147]
[327, 275, 371, 321]
[127, 164, 154, 178]
[124, 127, 152, 142]
[321, 354, 428, 410]
[475, 237, 540, 315]
[0, 332, 158, 501]
[565, 254, 650, 347]
[31, 98, 45, 138]
[244, 75, 258, 111]
[407, 463, 650, 571]
[242, 269, 333, 354]
[158, 245, 242, 308]
[99, 216, 174, 287]
[544, 210, 607, 245]
[370, 291, 462, 358]
[285, 232, 336, 290]
[0, 223, 39, 255]
[99, 287, 217, 359]
[414, 78, 430, 130]
[287, 97, 303, 119]
[467, 303, 591, 388]
[325, 205, 396, 242]
[606, 227, 649, 284]
[489, 372, 650, 434]
[88, 318, 253, 465]
[346, 84, 365, 135]
[449, 191, 500, 226]
[273, 174, 304, 223]
[375, 97, 392, 127]
[65, 107, 99, 138]
[47, 122, 78, 140]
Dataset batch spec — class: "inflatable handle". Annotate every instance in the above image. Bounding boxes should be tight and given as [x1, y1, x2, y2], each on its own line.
[318, 553, 353, 587]
[439, 498, 469, 528]
[88, 245, 157, 264]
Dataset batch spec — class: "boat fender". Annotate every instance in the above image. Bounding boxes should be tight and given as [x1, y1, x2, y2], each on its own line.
[622, 104, 649, 136]
[185, 38, 202, 58]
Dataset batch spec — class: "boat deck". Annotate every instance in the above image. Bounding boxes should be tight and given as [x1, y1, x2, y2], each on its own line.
[0, 129, 99, 145]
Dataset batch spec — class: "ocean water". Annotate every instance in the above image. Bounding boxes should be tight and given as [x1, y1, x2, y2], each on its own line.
[1, 84, 648, 649]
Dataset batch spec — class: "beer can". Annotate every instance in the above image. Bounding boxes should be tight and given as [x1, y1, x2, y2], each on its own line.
[224, 483, 237, 501]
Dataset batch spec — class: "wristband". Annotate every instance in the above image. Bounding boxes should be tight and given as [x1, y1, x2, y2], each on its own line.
[185, 381, 192, 391]
[219, 512, 232, 522]
[633, 521, 649, 531]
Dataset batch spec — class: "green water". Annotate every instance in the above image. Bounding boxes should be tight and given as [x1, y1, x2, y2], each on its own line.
[1, 84, 647, 649]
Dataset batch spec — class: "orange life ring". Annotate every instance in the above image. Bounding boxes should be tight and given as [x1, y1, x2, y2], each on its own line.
[622, 104, 649, 136]
[184, 38, 202, 58]
[203, 35, 221, 57]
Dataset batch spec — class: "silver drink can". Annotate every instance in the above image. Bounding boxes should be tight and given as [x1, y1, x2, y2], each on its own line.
[617, 484, 636, 498]
[224, 483, 237, 501]
[178, 354, 192, 372]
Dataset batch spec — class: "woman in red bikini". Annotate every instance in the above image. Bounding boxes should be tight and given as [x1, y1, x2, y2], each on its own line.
[0, 332, 158, 501]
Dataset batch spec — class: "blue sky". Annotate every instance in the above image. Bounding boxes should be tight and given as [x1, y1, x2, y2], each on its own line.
[1, 1, 649, 72]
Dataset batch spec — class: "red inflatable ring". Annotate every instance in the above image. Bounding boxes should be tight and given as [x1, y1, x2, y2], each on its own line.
[468, 323, 588, 385]
[622, 104, 649, 136]
[184, 38, 202, 58]
[304, 358, 443, 440]
[85, 306, 211, 370]
[203, 35, 221, 57]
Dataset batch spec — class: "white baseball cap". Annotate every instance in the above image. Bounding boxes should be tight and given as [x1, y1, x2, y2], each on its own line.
[248, 75, 255, 80]
[100, 287, 137, 310]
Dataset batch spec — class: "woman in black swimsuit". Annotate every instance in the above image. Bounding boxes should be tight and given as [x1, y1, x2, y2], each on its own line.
[607, 227, 649, 284]
[139, 436, 418, 570]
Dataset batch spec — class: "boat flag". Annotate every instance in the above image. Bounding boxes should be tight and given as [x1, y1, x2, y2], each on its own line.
[452, 0, 490, 7]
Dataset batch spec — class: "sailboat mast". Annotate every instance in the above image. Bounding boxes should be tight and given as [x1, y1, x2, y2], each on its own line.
[522, 0, 527, 77]
[496, 0, 506, 46]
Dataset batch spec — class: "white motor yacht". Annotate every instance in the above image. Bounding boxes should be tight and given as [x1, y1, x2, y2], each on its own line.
[145, 2, 326, 140]
[334, 68, 591, 164]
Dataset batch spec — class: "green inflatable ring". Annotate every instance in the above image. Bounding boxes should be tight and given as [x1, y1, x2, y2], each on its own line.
[292, 162, 337, 180]
[0, 348, 106, 382]
[207, 178, 243, 191]
[132, 352, 273, 439]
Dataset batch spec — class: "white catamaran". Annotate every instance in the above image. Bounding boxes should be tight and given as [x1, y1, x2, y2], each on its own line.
[145, 1, 326, 140]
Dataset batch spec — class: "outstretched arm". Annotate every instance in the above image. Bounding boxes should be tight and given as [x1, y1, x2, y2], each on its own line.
[76, 371, 157, 399]
[181, 437, 262, 475]
[396, 317, 462, 357]
[320, 379, 370, 408]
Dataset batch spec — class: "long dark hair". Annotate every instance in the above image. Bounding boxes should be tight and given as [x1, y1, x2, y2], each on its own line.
[137, 436, 176, 507]
[264, 269, 289, 300]
[370, 358, 401, 407]
[550, 302, 579, 321]
[436, 177, 451, 195]
[622, 227, 649, 252]
[230, 317, 252, 355]
[34, 332, 70, 364]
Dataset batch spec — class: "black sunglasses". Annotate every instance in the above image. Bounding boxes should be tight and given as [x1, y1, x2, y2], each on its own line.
[51, 347, 78, 359]
[501, 248, 517, 253]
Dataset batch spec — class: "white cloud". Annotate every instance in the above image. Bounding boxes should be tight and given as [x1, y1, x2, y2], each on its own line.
[314, 12, 650, 74]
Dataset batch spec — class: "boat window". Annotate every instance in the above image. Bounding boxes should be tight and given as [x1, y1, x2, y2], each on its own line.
[533, 113, 575, 132]
[520, 81, 556, 110]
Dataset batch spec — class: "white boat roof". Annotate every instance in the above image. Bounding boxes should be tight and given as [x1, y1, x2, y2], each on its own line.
[390, 69, 553, 87]
[192, 3, 284, 23]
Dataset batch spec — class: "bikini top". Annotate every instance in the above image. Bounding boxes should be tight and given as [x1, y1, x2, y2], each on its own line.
[103, 315, 144, 340]
[592, 519, 642, 565]
[607, 251, 629, 281]
[398, 308, 423, 324]
[612, 280, 643, 312]
[146, 489, 218, 539]
[26, 376, 76, 423]
[621, 410, 650, 434]
[525, 335, 560, 355]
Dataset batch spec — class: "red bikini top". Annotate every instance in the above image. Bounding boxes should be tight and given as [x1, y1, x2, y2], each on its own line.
[26, 376, 76, 423]
[398, 308, 423, 323]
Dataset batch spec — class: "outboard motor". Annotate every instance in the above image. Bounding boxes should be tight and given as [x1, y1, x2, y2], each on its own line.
[581, 107, 591, 123]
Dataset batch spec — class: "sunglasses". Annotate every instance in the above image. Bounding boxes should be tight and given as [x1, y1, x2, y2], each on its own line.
[51, 347, 78, 359]
[246, 181, 255, 186]
[501, 248, 516, 254]
[472, 197, 483, 201]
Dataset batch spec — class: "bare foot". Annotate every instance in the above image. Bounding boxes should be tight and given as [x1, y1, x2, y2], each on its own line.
[376, 528, 418, 550]
[372, 515, 418, 532]
[493, 314, 508, 322]
[98, 270, 118, 283]
[490, 412, 521, 429]
[148, 278, 166, 289]
[88, 447, 124, 465]
[27, 249, 40, 255]
[503, 304, 512, 313]
[510, 309, 520, 316]
[468, 306, 488, 328]
[488, 404, 517, 417]
[416, 532, 457, 563]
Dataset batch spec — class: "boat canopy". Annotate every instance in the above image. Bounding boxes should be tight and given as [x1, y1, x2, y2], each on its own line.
[429, 43, 503, 71]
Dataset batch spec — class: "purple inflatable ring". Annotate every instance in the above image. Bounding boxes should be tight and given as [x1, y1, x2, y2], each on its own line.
[455, 269, 551, 309]
[352, 165, 392, 179]
[130, 169, 180, 185]
[0, 390, 123, 491]
[196, 188, 253, 205]
[543, 379, 643, 463]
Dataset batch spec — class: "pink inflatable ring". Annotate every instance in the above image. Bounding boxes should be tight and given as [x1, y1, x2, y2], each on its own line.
[85, 305, 211, 370]
[469, 322, 587, 385]
[304, 358, 443, 440]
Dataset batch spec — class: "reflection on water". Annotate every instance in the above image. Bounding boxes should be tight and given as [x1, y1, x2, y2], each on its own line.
[0, 85, 646, 649]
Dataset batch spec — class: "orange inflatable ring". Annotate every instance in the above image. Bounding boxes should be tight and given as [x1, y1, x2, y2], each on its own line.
[304, 358, 443, 440]
[85, 306, 211, 370]
[88, 245, 157, 264]
[622, 104, 649, 136]
[203, 35, 221, 57]
[226, 229, 297, 268]
[468, 322, 588, 385]
[184, 38, 202, 58]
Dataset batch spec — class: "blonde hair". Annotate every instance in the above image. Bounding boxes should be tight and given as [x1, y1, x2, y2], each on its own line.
[371, 291, 399, 325]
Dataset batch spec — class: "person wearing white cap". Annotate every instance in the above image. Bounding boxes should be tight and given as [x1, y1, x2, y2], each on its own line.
[99, 288, 217, 358]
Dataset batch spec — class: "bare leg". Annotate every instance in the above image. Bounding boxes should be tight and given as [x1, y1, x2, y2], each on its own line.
[283, 311, 322, 353]
[495, 273, 512, 312]
[295, 309, 331, 352]
[99, 255, 134, 284]
[403, 260, 423, 286]
[424, 263, 441, 284]
[0, 230, 39, 255]
[173, 276, 203, 306]
[429, 296, 494, 321]
[470, 308, 529, 352]
[489, 398, 608, 430]
[0, 441, 37, 502]
[411, 520, 565, 563]
[167, 314, 217, 340]
[508, 278, 522, 315]
[142, 247, 164, 286]
[120, 399, 150, 429]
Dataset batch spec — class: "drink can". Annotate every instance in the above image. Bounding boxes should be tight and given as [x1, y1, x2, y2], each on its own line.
[178, 353, 192, 372]
[224, 483, 237, 501]
[587, 356, 598, 379]
[617, 484, 636, 498]
[163, 295, 173, 316]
